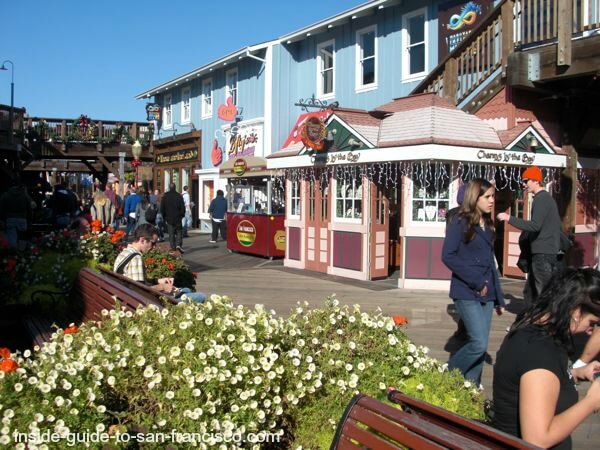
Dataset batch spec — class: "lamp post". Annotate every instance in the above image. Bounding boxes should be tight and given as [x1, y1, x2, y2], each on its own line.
[0, 60, 14, 145]
[131, 140, 142, 189]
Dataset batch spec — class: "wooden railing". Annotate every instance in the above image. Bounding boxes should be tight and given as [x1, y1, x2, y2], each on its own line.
[415, 0, 600, 105]
[24, 116, 153, 146]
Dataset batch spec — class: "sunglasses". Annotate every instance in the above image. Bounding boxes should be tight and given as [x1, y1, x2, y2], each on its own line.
[522, 179, 530, 183]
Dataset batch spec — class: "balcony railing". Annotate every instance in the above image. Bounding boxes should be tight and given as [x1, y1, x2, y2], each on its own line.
[415, 0, 600, 106]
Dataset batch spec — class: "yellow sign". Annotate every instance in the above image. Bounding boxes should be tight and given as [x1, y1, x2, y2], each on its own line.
[236, 220, 256, 247]
[274, 230, 286, 251]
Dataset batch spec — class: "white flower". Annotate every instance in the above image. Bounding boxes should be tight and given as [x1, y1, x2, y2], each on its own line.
[143, 366, 154, 378]
[55, 396, 65, 407]
[107, 376, 115, 386]
[464, 381, 472, 388]
[165, 391, 175, 400]
[416, 383, 424, 391]
[97, 405, 106, 413]
[13, 383, 23, 393]
[357, 362, 366, 371]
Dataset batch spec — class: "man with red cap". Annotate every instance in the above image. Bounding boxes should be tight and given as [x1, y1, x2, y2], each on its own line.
[496, 166, 562, 302]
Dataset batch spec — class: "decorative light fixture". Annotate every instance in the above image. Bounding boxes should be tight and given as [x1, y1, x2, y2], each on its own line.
[0, 60, 15, 145]
[131, 140, 142, 187]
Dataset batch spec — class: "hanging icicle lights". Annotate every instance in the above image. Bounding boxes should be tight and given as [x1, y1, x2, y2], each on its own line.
[278, 161, 595, 195]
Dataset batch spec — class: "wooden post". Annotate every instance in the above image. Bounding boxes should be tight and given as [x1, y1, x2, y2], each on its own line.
[557, 0, 572, 66]
[562, 144, 578, 233]
[443, 57, 458, 104]
[501, 0, 515, 77]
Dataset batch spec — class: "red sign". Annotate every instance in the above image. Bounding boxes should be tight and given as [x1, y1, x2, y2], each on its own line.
[218, 96, 238, 121]
[281, 109, 333, 150]
[211, 139, 223, 166]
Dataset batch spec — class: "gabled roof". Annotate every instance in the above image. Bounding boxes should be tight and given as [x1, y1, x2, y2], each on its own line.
[377, 93, 502, 149]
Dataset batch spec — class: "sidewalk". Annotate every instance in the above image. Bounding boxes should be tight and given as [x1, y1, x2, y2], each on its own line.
[181, 232, 599, 449]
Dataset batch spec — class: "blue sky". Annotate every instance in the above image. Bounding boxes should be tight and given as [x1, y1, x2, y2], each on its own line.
[1, 0, 364, 122]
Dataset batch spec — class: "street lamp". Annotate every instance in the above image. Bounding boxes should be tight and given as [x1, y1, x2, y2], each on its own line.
[131, 139, 142, 188]
[0, 60, 14, 145]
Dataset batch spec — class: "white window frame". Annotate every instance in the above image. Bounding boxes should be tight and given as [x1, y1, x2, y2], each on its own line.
[409, 170, 451, 225]
[289, 180, 301, 218]
[401, 6, 428, 82]
[163, 93, 172, 129]
[316, 39, 335, 99]
[201, 78, 213, 118]
[334, 178, 363, 223]
[355, 25, 378, 92]
[225, 68, 238, 105]
[181, 86, 191, 124]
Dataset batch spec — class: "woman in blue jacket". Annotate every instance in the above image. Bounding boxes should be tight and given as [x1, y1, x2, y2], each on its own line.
[442, 178, 505, 385]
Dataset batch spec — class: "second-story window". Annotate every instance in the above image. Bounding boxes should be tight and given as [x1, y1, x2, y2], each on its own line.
[317, 39, 335, 98]
[356, 25, 377, 90]
[402, 7, 428, 81]
[226, 68, 238, 105]
[181, 86, 191, 123]
[163, 93, 172, 128]
[202, 78, 213, 118]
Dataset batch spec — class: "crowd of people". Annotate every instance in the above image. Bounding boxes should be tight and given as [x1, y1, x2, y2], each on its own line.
[442, 168, 600, 449]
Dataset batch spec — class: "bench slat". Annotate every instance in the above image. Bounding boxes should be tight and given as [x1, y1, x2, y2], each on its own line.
[341, 418, 407, 450]
[387, 390, 539, 450]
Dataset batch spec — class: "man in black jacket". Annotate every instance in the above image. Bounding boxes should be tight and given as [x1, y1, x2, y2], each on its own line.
[159, 183, 185, 253]
[497, 166, 561, 302]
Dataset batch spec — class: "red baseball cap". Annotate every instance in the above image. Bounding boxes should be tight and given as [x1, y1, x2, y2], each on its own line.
[522, 166, 543, 182]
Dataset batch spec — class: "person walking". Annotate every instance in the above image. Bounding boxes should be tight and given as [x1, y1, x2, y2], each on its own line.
[442, 178, 505, 386]
[134, 191, 152, 230]
[160, 183, 185, 253]
[496, 166, 562, 302]
[182, 185, 193, 237]
[123, 186, 141, 237]
[90, 189, 115, 230]
[492, 268, 600, 449]
[113, 223, 206, 302]
[0, 181, 33, 247]
[208, 189, 227, 243]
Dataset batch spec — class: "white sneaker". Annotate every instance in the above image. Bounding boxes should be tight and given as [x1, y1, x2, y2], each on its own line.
[209, 240, 216, 243]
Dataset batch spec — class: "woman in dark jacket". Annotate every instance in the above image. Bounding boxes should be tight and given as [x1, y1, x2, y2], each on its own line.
[442, 178, 505, 385]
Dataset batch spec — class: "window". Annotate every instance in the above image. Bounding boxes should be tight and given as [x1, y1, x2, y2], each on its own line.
[411, 167, 450, 223]
[290, 181, 301, 217]
[202, 78, 213, 118]
[402, 7, 428, 81]
[181, 87, 191, 123]
[226, 68, 238, 105]
[356, 25, 377, 90]
[335, 178, 362, 221]
[163, 94, 172, 128]
[317, 39, 335, 98]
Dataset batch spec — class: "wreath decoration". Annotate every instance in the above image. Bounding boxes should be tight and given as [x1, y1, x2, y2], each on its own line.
[300, 116, 327, 151]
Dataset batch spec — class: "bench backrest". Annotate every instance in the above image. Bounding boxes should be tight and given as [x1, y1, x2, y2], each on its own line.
[386, 390, 539, 450]
[77, 268, 165, 322]
[330, 394, 500, 450]
[98, 267, 178, 306]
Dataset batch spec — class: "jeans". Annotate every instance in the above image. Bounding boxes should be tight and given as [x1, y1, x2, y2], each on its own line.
[175, 287, 207, 303]
[448, 300, 494, 384]
[527, 253, 559, 302]
[125, 217, 137, 237]
[3, 217, 27, 247]
[182, 210, 192, 236]
[211, 219, 226, 241]
[167, 222, 183, 249]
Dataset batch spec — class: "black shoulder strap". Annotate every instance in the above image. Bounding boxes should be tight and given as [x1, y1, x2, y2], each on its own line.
[115, 252, 140, 274]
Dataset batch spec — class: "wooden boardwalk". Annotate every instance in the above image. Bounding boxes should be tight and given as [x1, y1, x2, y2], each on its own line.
[182, 233, 599, 449]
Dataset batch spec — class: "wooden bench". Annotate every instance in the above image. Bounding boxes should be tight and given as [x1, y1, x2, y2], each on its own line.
[330, 392, 539, 450]
[98, 267, 179, 306]
[25, 267, 170, 348]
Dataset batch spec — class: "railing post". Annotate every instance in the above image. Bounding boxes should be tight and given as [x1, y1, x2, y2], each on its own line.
[61, 119, 67, 140]
[501, 0, 515, 77]
[130, 123, 138, 140]
[443, 57, 458, 104]
[557, 0, 572, 66]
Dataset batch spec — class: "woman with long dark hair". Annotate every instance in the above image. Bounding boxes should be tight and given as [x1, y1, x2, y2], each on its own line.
[442, 178, 505, 385]
[493, 268, 600, 449]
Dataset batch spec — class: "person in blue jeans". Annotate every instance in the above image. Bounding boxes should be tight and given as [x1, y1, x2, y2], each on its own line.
[208, 189, 228, 243]
[442, 178, 505, 385]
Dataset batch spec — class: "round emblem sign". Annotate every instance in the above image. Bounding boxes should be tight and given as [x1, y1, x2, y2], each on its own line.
[233, 158, 247, 176]
[236, 220, 256, 247]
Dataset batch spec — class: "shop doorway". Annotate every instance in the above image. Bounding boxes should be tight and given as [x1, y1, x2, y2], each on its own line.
[494, 183, 528, 278]
[368, 180, 390, 280]
[305, 177, 330, 273]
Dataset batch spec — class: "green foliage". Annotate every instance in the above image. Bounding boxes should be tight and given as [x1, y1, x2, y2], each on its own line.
[0, 296, 485, 449]
[144, 248, 197, 289]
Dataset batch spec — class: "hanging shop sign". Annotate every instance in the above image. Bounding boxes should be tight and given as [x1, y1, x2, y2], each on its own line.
[146, 103, 161, 121]
[218, 97, 238, 122]
[155, 148, 199, 164]
[233, 158, 247, 176]
[236, 220, 257, 247]
[301, 116, 328, 151]
[211, 139, 223, 166]
[476, 149, 536, 165]
[438, 0, 491, 61]
[310, 150, 362, 165]
[226, 123, 263, 158]
[281, 110, 333, 150]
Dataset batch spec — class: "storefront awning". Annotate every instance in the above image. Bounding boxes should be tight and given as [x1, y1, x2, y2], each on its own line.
[220, 155, 272, 178]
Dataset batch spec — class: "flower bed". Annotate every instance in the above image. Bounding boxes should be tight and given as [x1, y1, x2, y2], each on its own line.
[0, 296, 484, 449]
